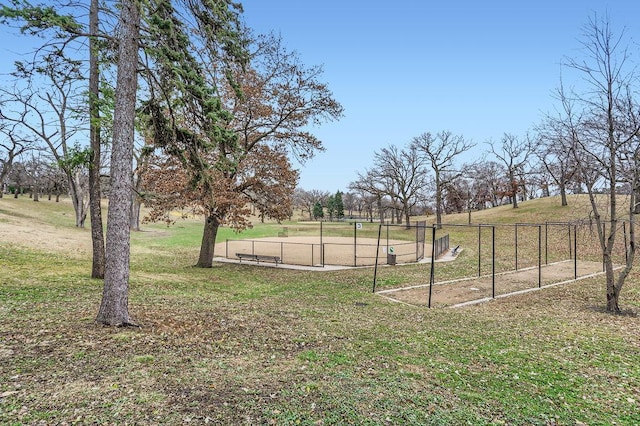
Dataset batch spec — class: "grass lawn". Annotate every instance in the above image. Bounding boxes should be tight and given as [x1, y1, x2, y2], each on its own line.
[1, 195, 639, 425]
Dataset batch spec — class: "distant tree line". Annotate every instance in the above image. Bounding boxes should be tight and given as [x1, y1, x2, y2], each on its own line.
[296, 14, 640, 313]
[294, 130, 580, 227]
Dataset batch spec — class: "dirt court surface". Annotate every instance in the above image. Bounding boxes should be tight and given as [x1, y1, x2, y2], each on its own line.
[219, 235, 430, 267]
[378, 260, 609, 307]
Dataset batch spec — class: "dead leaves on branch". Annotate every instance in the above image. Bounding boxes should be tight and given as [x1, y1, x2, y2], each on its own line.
[140, 144, 296, 229]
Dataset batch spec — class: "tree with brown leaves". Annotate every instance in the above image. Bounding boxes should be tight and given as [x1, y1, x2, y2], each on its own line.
[140, 30, 342, 267]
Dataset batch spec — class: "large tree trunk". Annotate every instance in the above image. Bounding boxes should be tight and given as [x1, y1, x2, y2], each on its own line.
[586, 187, 623, 314]
[96, 0, 140, 326]
[68, 173, 88, 228]
[377, 196, 384, 224]
[613, 206, 636, 311]
[604, 255, 620, 313]
[559, 184, 568, 207]
[89, 169, 105, 278]
[196, 212, 220, 268]
[88, 0, 105, 279]
[541, 183, 550, 198]
[510, 171, 519, 209]
[604, 118, 619, 313]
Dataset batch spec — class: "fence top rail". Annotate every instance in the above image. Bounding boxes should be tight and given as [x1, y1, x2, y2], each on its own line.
[436, 223, 496, 228]
[437, 221, 605, 228]
[377, 223, 437, 229]
[477, 222, 551, 228]
[225, 239, 317, 246]
[226, 238, 418, 247]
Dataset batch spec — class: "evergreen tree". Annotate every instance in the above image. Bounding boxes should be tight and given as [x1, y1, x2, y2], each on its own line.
[312, 201, 324, 220]
[326, 194, 336, 220]
[334, 190, 344, 219]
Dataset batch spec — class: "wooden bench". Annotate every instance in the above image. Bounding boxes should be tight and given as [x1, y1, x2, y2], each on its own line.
[236, 253, 281, 266]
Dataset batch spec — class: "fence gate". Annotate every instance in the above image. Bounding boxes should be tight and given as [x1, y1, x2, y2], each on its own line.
[416, 220, 426, 261]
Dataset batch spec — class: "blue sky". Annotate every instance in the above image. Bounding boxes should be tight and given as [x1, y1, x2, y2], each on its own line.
[1, 1, 639, 193]
[240, 0, 640, 192]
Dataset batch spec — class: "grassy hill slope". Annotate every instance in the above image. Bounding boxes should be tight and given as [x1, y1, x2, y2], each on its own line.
[0, 195, 639, 425]
[422, 193, 630, 225]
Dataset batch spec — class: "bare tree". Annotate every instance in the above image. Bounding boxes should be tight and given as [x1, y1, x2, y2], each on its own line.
[487, 133, 535, 209]
[346, 184, 379, 222]
[559, 13, 638, 313]
[0, 121, 33, 197]
[22, 150, 50, 201]
[7, 161, 28, 197]
[1, 52, 90, 226]
[466, 160, 505, 208]
[412, 131, 475, 227]
[372, 144, 428, 226]
[442, 174, 470, 214]
[294, 188, 329, 220]
[535, 116, 579, 206]
[41, 160, 68, 201]
[0, 0, 114, 278]
[618, 87, 640, 215]
[349, 169, 388, 223]
[342, 191, 357, 218]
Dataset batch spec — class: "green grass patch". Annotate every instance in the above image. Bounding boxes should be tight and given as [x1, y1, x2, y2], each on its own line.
[1, 195, 639, 425]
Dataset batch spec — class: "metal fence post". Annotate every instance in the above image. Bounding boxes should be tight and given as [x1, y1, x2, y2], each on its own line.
[353, 221, 357, 267]
[478, 225, 482, 277]
[545, 222, 548, 265]
[574, 225, 578, 280]
[372, 224, 382, 293]
[515, 223, 519, 271]
[538, 225, 542, 288]
[492, 225, 496, 299]
[428, 226, 436, 308]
